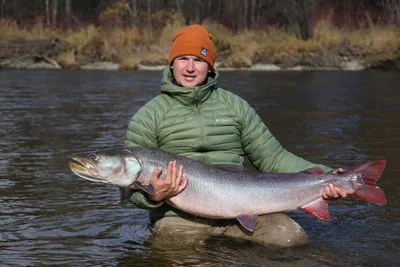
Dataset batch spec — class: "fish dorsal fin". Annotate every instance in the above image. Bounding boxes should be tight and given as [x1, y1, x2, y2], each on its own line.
[301, 198, 330, 220]
[236, 215, 258, 232]
[133, 181, 156, 195]
[301, 167, 325, 174]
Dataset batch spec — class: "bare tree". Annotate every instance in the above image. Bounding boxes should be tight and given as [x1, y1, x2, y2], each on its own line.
[278, 0, 319, 40]
[0, 0, 396, 32]
[0, 0, 5, 18]
[243, 0, 249, 29]
[52, 0, 58, 27]
[146, 0, 152, 29]
[175, 0, 182, 15]
[251, 0, 257, 26]
[382, 0, 400, 25]
[178, 0, 213, 25]
[224, 0, 240, 32]
[130, 0, 138, 24]
[45, 0, 50, 26]
[297, 0, 314, 40]
[65, 0, 71, 28]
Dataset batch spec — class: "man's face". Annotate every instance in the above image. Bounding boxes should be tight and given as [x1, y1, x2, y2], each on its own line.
[172, 55, 210, 87]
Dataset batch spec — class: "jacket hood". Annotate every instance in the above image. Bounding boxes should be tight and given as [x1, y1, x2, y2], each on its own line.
[160, 67, 219, 106]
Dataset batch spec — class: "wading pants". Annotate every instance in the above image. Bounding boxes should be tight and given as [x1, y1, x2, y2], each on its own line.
[151, 213, 308, 248]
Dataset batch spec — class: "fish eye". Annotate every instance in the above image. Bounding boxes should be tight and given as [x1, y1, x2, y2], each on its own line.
[88, 154, 98, 161]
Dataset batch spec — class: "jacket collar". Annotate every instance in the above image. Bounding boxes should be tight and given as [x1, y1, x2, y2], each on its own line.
[160, 67, 219, 106]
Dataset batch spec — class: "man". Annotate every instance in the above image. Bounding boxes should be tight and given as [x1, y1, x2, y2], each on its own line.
[125, 24, 346, 247]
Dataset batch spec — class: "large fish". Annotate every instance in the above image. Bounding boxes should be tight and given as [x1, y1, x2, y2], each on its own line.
[69, 146, 386, 232]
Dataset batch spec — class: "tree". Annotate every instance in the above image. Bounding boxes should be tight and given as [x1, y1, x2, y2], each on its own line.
[146, 0, 152, 29]
[278, 0, 320, 40]
[1, 0, 6, 19]
[52, 0, 58, 27]
[65, 0, 71, 28]
[178, 0, 213, 25]
[45, 0, 50, 26]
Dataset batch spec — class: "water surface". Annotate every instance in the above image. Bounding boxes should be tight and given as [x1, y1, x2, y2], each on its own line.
[0, 69, 399, 266]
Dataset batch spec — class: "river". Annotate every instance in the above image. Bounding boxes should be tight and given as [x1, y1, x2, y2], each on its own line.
[0, 69, 399, 266]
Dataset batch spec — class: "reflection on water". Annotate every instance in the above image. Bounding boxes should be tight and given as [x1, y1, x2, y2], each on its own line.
[0, 69, 399, 266]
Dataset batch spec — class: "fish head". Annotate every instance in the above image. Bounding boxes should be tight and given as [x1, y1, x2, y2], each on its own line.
[69, 148, 142, 187]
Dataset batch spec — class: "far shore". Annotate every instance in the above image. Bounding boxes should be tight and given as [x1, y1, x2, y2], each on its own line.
[1, 58, 399, 72]
[1, 21, 399, 72]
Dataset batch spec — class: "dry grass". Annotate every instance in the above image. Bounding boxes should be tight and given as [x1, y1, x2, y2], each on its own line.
[1, 18, 399, 69]
[346, 26, 400, 65]
[0, 19, 59, 40]
[314, 20, 344, 47]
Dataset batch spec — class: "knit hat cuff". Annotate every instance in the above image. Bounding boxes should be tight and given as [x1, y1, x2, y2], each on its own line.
[169, 41, 215, 69]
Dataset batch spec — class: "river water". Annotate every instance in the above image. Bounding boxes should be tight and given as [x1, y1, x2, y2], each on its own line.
[0, 69, 399, 266]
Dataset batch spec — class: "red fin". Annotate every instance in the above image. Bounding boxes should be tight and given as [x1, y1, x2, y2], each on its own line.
[236, 215, 258, 232]
[346, 160, 386, 204]
[302, 167, 325, 174]
[301, 198, 330, 220]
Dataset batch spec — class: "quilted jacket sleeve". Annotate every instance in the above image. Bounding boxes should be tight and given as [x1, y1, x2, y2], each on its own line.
[124, 97, 165, 210]
[235, 96, 332, 173]
[125, 99, 160, 149]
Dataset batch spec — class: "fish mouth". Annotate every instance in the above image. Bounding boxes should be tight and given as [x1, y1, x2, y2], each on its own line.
[69, 156, 88, 173]
[69, 157, 102, 182]
[70, 157, 85, 167]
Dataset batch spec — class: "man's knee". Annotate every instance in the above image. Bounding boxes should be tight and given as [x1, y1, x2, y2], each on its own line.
[255, 213, 308, 247]
[151, 216, 217, 245]
[222, 213, 308, 247]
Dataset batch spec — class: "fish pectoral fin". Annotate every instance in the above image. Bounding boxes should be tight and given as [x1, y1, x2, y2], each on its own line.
[133, 181, 156, 195]
[301, 198, 330, 221]
[236, 215, 258, 232]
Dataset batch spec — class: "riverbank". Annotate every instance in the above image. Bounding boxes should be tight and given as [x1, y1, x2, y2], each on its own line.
[2, 55, 399, 72]
[1, 20, 399, 71]
[0, 59, 377, 71]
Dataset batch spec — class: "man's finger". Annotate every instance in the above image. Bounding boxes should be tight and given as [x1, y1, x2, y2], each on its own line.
[175, 165, 183, 188]
[329, 184, 339, 198]
[177, 177, 188, 192]
[165, 161, 173, 183]
[324, 186, 330, 197]
[336, 187, 347, 198]
[170, 160, 177, 188]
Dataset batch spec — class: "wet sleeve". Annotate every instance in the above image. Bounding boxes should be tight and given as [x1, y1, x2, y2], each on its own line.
[238, 99, 333, 173]
[129, 191, 164, 209]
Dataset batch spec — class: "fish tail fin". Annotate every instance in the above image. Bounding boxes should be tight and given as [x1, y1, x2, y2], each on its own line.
[346, 160, 386, 204]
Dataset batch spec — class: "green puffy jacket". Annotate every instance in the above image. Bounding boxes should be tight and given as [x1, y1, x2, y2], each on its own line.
[125, 67, 332, 222]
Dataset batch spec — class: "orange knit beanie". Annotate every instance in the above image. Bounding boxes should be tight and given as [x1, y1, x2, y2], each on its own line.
[169, 24, 215, 69]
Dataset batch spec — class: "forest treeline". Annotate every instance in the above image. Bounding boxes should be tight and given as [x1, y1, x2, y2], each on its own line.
[1, 0, 400, 38]
[0, 0, 399, 70]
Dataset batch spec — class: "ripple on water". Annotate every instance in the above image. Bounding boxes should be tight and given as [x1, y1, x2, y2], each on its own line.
[1, 69, 399, 267]
[0, 178, 16, 189]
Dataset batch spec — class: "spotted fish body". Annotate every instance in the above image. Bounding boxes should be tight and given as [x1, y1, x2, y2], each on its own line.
[69, 146, 386, 231]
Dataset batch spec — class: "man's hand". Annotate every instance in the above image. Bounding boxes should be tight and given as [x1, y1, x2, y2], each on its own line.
[147, 160, 188, 203]
[322, 168, 347, 200]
